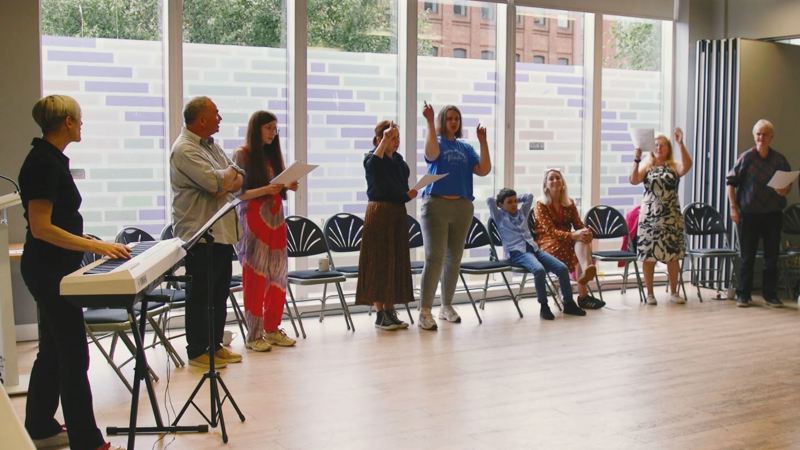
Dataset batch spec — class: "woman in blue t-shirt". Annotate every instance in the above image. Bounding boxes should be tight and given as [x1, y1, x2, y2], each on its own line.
[418, 103, 491, 330]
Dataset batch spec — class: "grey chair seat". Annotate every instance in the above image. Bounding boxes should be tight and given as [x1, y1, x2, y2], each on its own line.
[690, 248, 737, 256]
[288, 269, 347, 282]
[592, 250, 638, 260]
[84, 308, 130, 324]
[460, 260, 509, 273]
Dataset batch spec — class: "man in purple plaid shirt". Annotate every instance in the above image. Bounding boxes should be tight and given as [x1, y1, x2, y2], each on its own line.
[727, 119, 791, 308]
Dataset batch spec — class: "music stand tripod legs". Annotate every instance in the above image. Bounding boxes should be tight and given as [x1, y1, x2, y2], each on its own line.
[172, 230, 245, 443]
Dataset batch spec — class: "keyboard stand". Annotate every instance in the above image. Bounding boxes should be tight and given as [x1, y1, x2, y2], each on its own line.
[106, 296, 208, 449]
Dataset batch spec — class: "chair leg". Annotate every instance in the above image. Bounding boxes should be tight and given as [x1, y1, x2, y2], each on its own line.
[86, 326, 133, 393]
[334, 282, 354, 332]
[229, 292, 248, 340]
[679, 258, 690, 302]
[146, 314, 184, 367]
[546, 274, 562, 311]
[500, 272, 523, 318]
[404, 302, 415, 324]
[516, 273, 528, 304]
[287, 286, 306, 339]
[693, 257, 702, 301]
[631, 260, 646, 304]
[319, 284, 329, 323]
[118, 331, 159, 383]
[459, 273, 483, 324]
[621, 263, 629, 294]
[283, 298, 300, 338]
[480, 274, 490, 310]
[593, 272, 605, 304]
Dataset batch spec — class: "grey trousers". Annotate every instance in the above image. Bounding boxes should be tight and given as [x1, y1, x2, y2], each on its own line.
[420, 197, 474, 309]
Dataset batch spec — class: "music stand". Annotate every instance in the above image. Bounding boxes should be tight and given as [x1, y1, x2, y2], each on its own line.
[171, 198, 245, 443]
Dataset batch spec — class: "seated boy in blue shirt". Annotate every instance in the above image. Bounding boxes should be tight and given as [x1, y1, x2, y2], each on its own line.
[487, 188, 586, 320]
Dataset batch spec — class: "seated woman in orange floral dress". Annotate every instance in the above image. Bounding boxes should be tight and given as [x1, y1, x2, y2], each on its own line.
[534, 169, 604, 309]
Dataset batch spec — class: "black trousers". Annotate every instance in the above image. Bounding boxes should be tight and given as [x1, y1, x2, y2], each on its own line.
[737, 211, 783, 300]
[21, 272, 104, 450]
[184, 243, 233, 360]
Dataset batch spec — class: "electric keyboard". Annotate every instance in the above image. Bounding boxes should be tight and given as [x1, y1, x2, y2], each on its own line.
[60, 238, 187, 308]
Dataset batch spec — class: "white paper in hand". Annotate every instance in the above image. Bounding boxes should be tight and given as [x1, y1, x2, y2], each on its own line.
[412, 173, 448, 191]
[631, 128, 655, 153]
[271, 162, 318, 185]
[767, 170, 800, 190]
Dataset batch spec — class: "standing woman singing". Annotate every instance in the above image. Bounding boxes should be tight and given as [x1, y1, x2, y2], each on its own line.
[20, 95, 129, 450]
[233, 111, 297, 352]
[418, 103, 491, 330]
[355, 121, 417, 330]
[629, 128, 693, 305]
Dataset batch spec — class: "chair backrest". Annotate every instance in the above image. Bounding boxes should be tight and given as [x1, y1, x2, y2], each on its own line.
[584, 205, 629, 240]
[286, 215, 331, 257]
[464, 216, 492, 250]
[115, 226, 156, 244]
[487, 218, 503, 248]
[323, 213, 364, 253]
[783, 203, 800, 235]
[160, 223, 174, 240]
[682, 202, 726, 236]
[407, 215, 423, 249]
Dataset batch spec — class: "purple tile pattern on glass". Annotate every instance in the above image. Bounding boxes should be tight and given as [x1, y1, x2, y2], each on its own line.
[608, 186, 644, 196]
[68, 65, 133, 78]
[518, 63, 575, 73]
[602, 111, 617, 119]
[42, 36, 97, 47]
[610, 143, 631, 152]
[515, 73, 529, 82]
[462, 94, 495, 104]
[307, 75, 339, 85]
[269, 100, 288, 110]
[343, 204, 366, 214]
[460, 105, 492, 115]
[473, 82, 495, 92]
[602, 122, 628, 131]
[308, 101, 366, 112]
[354, 140, 373, 150]
[223, 139, 245, 149]
[618, 176, 630, 183]
[139, 125, 164, 137]
[620, 112, 637, 120]
[310, 62, 326, 72]
[157, 196, 165, 207]
[106, 96, 163, 107]
[140, 224, 165, 236]
[86, 81, 148, 93]
[327, 115, 377, 125]
[308, 88, 353, 99]
[125, 112, 164, 122]
[567, 99, 583, 108]
[545, 75, 583, 85]
[601, 132, 631, 142]
[139, 209, 165, 221]
[557, 86, 583, 96]
[48, 50, 113, 63]
[341, 128, 374, 138]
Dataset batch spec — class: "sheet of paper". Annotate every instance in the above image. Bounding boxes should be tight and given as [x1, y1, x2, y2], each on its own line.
[630, 128, 655, 153]
[271, 162, 318, 185]
[412, 173, 448, 191]
[767, 170, 800, 190]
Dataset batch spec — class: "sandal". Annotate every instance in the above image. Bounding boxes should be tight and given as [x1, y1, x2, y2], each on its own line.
[578, 295, 605, 310]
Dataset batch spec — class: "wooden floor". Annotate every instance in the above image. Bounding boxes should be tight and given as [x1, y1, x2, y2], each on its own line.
[10, 288, 800, 450]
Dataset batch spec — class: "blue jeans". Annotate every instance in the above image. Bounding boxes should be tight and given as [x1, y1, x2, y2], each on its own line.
[509, 245, 573, 305]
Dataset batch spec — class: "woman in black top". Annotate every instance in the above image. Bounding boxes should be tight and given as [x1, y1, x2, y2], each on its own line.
[355, 120, 417, 330]
[19, 95, 129, 450]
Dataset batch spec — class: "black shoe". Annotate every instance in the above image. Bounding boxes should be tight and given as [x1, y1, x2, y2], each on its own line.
[736, 297, 751, 308]
[385, 308, 409, 329]
[764, 297, 784, 308]
[375, 310, 400, 330]
[578, 295, 605, 310]
[540, 306, 555, 320]
[562, 300, 587, 316]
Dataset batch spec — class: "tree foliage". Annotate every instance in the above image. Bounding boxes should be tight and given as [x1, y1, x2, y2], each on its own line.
[607, 21, 661, 71]
[40, 0, 415, 53]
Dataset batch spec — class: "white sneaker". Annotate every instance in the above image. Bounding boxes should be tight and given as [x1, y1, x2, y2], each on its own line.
[418, 309, 438, 331]
[438, 305, 462, 323]
[670, 293, 686, 304]
[646, 294, 658, 305]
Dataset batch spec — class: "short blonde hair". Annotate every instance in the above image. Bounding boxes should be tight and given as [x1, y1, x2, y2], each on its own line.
[541, 168, 571, 207]
[31, 95, 81, 134]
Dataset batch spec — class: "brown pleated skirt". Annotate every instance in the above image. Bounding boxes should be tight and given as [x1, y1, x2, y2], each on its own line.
[355, 201, 413, 307]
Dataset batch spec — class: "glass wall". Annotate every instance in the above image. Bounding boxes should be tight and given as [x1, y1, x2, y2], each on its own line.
[514, 7, 586, 212]
[40, 0, 166, 238]
[599, 15, 666, 217]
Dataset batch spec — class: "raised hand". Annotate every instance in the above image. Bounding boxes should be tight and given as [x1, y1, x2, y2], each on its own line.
[674, 127, 684, 144]
[476, 123, 487, 143]
[634, 147, 643, 161]
[422, 101, 434, 123]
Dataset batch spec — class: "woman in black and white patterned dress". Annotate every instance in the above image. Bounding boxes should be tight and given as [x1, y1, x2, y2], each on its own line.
[629, 128, 693, 305]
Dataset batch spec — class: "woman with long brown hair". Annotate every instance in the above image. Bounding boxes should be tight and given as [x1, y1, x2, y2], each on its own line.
[233, 110, 297, 351]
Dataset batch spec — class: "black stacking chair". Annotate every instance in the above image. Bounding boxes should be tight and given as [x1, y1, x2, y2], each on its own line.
[322, 213, 363, 322]
[682, 202, 738, 301]
[459, 216, 519, 323]
[286, 215, 354, 338]
[583, 205, 646, 304]
[115, 227, 184, 367]
[782, 204, 800, 298]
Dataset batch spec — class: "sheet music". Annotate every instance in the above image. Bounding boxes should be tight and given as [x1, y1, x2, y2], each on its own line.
[412, 173, 448, 191]
[630, 128, 655, 153]
[271, 162, 318, 185]
[767, 170, 800, 190]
